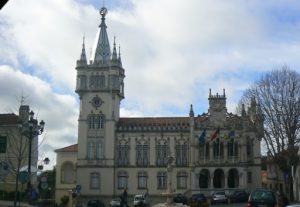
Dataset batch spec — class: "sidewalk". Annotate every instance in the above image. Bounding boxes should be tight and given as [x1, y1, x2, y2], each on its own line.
[0, 200, 35, 207]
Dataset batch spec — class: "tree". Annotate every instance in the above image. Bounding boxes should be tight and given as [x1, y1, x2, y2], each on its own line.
[239, 66, 300, 200]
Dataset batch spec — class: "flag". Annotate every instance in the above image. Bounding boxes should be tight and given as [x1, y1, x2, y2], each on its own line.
[229, 130, 235, 139]
[211, 127, 220, 141]
[199, 129, 206, 144]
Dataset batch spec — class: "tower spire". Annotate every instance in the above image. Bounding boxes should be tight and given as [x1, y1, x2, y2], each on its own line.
[77, 35, 87, 66]
[111, 36, 118, 64]
[93, 7, 111, 65]
[118, 45, 122, 66]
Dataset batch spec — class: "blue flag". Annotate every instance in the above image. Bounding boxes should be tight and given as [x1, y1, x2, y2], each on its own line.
[229, 130, 235, 139]
[199, 129, 206, 144]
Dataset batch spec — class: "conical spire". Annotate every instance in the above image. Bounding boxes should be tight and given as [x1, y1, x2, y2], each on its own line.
[118, 45, 122, 67]
[111, 36, 118, 64]
[93, 7, 111, 65]
[189, 104, 194, 117]
[77, 36, 87, 66]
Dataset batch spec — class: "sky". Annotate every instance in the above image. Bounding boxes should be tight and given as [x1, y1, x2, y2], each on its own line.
[1, 0, 300, 169]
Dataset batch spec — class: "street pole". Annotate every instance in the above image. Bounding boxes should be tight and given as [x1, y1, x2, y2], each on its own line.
[27, 122, 33, 203]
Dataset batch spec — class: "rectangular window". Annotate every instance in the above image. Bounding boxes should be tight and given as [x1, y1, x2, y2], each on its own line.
[247, 172, 252, 183]
[118, 175, 128, 189]
[138, 173, 147, 189]
[177, 173, 187, 189]
[0, 136, 7, 153]
[157, 172, 167, 189]
[90, 173, 100, 189]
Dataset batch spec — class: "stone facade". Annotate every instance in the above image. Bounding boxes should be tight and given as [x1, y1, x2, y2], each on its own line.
[55, 6, 263, 205]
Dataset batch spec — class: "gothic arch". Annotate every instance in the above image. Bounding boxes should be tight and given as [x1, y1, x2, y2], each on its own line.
[199, 169, 210, 188]
[213, 169, 225, 188]
[228, 168, 239, 188]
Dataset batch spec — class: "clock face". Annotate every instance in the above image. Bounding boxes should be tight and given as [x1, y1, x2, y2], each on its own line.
[214, 102, 223, 112]
[91, 96, 103, 109]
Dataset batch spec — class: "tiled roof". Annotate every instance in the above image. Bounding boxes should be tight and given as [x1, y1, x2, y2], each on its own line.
[0, 114, 18, 125]
[118, 117, 190, 125]
[55, 144, 78, 153]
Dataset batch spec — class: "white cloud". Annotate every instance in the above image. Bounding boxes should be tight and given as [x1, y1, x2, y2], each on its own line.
[1, 0, 300, 168]
[0, 65, 78, 167]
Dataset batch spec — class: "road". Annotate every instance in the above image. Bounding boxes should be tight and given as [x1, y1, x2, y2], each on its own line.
[211, 203, 247, 207]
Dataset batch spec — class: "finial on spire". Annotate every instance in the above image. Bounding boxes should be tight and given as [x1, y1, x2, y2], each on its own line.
[100, 7, 108, 18]
[223, 88, 225, 97]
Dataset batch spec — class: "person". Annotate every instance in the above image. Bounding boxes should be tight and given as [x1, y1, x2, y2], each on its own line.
[121, 188, 128, 207]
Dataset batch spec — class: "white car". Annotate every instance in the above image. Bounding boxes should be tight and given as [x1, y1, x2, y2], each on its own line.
[133, 195, 149, 207]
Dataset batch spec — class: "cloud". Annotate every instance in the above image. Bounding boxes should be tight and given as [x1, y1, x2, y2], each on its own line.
[1, 0, 300, 168]
[0, 65, 78, 167]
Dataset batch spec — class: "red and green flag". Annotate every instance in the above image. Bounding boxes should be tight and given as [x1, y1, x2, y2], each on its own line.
[211, 127, 220, 141]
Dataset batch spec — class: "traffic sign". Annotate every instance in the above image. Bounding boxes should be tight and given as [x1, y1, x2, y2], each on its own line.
[19, 171, 29, 184]
[41, 182, 48, 190]
[0, 161, 9, 181]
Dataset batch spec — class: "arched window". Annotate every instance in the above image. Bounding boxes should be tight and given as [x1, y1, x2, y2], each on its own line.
[97, 114, 104, 129]
[100, 75, 105, 88]
[96, 141, 104, 159]
[176, 143, 188, 166]
[136, 143, 149, 167]
[117, 144, 129, 167]
[156, 142, 168, 167]
[90, 172, 100, 189]
[95, 75, 100, 88]
[88, 141, 94, 159]
[88, 115, 96, 129]
[61, 162, 75, 184]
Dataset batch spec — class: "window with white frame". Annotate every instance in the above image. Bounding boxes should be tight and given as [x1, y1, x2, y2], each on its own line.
[175, 143, 188, 166]
[90, 172, 100, 189]
[118, 171, 128, 189]
[157, 171, 167, 189]
[177, 171, 188, 189]
[96, 141, 104, 159]
[117, 144, 129, 166]
[138, 171, 148, 189]
[88, 141, 94, 159]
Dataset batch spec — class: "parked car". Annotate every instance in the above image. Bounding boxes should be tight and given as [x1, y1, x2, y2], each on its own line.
[211, 191, 228, 204]
[110, 198, 121, 207]
[173, 193, 188, 205]
[247, 189, 277, 207]
[229, 190, 249, 203]
[87, 200, 105, 207]
[189, 193, 209, 207]
[133, 194, 149, 207]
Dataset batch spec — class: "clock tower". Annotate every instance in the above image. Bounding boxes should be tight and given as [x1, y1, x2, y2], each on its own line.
[208, 89, 227, 126]
[75, 7, 124, 196]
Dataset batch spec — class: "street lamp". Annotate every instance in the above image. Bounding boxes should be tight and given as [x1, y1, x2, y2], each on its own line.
[27, 110, 45, 202]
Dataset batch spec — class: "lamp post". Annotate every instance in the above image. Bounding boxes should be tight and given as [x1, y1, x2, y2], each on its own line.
[27, 110, 45, 202]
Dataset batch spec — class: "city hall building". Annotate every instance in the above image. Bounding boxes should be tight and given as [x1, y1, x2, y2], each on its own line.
[55, 7, 263, 204]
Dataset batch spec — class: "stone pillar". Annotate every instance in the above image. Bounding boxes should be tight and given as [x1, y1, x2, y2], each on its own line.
[224, 141, 228, 161]
[225, 171, 228, 188]
[210, 142, 213, 162]
[210, 173, 214, 189]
